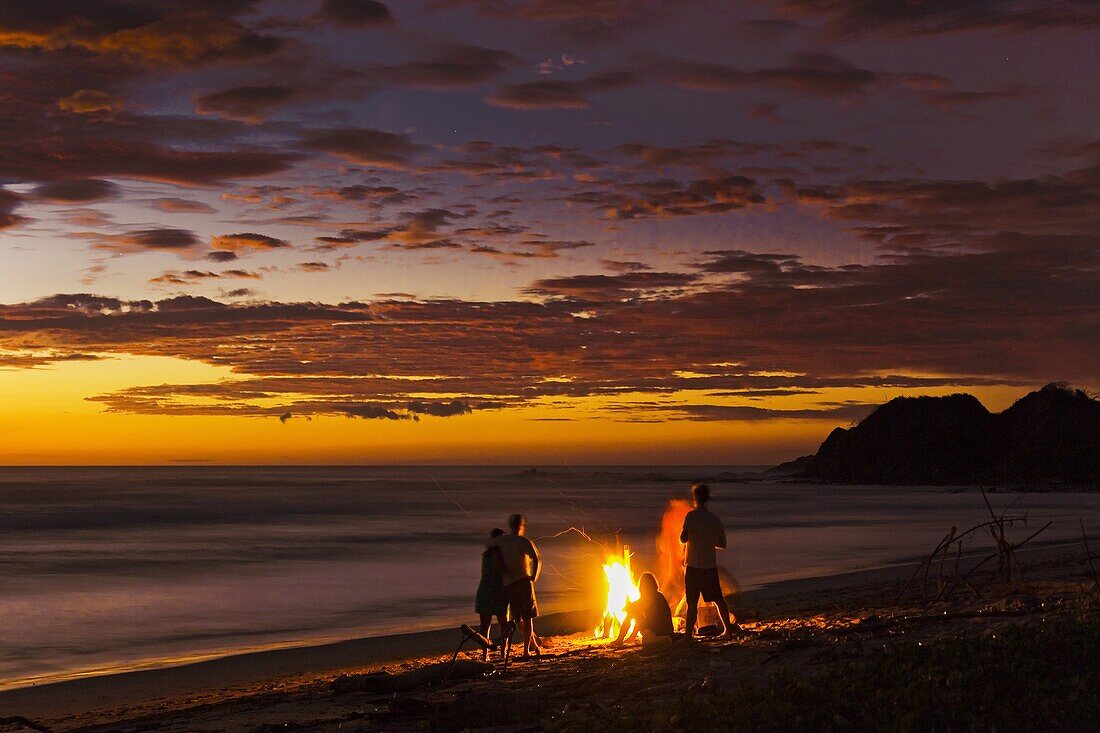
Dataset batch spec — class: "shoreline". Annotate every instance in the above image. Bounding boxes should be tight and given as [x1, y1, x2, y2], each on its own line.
[5, 539, 1091, 720]
[0, 607, 594, 719]
[0, 572, 861, 719]
[0, 556, 913, 694]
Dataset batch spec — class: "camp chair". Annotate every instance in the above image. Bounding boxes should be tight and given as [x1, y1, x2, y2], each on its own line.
[442, 621, 517, 687]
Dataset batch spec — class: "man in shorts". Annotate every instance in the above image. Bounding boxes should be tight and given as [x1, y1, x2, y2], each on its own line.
[679, 483, 735, 638]
[489, 513, 542, 658]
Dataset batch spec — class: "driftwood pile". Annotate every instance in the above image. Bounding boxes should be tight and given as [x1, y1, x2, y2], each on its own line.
[895, 491, 1057, 604]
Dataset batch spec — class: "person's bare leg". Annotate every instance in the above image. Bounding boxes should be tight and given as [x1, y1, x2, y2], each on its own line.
[504, 615, 516, 656]
[519, 618, 532, 656]
[685, 598, 699, 639]
[478, 613, 493, 660]
[715, 597, 735, 636]
[529, 619, 540, 654]
[500, 618, 515, 658]
[613, 617, 636, 646]
[613, 616, 629, 645]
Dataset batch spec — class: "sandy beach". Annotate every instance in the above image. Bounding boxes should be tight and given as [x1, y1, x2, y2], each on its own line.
[3, 539, 1096, 732]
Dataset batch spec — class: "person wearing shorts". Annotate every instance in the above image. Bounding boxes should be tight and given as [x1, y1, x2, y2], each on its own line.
[488, 513, 542, 658]
[679, 483, 736, 638]
[505, 574, 538, 621]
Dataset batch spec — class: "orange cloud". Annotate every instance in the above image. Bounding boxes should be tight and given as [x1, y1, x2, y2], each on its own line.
[57, 89, 124, 114]
[211, 233, 291, 252]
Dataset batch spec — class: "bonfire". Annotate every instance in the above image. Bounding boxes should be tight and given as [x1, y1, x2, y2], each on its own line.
[594, 545, 641, 639]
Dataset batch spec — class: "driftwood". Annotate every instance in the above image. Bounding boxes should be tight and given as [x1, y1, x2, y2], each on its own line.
[0, 717, 52, 733]
[896, 491, 1052, 604]
[1081, 517, 1100, 590]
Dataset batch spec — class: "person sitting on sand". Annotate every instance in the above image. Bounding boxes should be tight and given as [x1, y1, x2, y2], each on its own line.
[475, 528, 509, 660]
[488, 513, 542, 659]
[612, 572, 676, 646]
[680, 483, 737, 639]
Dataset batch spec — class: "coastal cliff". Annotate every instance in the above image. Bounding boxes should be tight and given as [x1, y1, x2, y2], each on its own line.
[781, 383, 1100, 484]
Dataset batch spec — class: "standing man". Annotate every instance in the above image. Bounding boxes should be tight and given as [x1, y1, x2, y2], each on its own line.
[489, 513, 542, 658]
[680, 483, 735, 639]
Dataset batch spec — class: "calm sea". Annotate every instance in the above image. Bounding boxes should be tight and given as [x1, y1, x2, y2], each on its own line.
[2, 466, 1098, 690]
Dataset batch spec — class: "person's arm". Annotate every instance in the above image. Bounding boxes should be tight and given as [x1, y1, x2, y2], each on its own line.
[679, 513, 691, 545]
[529, 539, 541, 582]
[716, 519, 727, 550]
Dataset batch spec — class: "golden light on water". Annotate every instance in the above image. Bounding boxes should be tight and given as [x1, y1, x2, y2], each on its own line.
[594, 545, 641, 639]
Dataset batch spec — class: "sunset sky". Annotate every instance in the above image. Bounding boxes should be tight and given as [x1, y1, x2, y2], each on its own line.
[0, 0, 1097, 464]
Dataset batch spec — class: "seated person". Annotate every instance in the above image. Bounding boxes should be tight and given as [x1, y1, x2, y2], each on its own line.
[613, 573, 676, 645]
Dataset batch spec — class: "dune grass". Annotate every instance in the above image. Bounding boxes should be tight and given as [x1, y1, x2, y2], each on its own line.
[546, 600, 1100, 733]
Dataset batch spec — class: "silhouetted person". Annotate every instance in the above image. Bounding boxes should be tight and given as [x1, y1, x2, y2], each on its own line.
[680, 483, 735, 638]
[488, 513, 541, 658]
[612, 572, 676, 645]
[475, 527, 508, 660]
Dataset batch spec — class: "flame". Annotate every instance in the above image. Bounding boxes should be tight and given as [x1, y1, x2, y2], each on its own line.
[655, 498, 692, 611]
[594, 545, 641, 639]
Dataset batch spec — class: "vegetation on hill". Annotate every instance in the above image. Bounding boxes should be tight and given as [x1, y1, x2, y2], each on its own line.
[789, 383, 1100, 484]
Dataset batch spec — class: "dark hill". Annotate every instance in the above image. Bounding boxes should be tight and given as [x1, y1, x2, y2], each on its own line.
[790, 384, 1100, 485]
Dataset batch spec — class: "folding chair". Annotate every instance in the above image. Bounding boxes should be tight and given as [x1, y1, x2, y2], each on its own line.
[442, 621, 516, 687]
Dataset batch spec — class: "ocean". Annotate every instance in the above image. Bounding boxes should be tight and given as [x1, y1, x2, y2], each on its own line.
[2, 465, 1098, 690]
